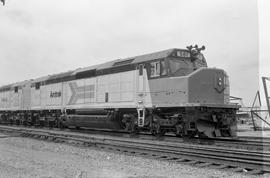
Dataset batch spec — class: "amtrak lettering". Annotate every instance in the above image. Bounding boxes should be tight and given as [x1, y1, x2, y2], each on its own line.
[50, 91, 61, 98]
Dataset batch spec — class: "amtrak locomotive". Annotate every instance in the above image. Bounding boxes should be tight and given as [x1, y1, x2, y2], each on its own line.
[0, 45, 239, 137]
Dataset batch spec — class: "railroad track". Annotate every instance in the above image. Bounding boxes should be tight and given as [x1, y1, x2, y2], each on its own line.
[1, 124, 270, 151]
[238, 136, 270, 142]
[40, 126, 270, 152]
[0, 125, 269, 175]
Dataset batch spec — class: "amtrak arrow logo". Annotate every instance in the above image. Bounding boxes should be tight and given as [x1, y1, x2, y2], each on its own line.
[68, 82, 95, 104]
[214, 73, 225, 93]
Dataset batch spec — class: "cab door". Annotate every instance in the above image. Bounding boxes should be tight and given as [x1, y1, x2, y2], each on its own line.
[137, 64, 145, 95]
[137, 64, 146, 127]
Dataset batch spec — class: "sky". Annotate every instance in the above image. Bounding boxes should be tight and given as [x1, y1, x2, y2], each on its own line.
[258, 0, 270, 108]
[0, 0, 267, 107]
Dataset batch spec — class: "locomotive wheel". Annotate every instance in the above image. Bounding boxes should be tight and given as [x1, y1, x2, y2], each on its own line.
[196, 120, 215, 138]
[175, 133, 183, 138]
[122, 113, 138, 133]
[198, 132, 208, 138]
[151, 130, 156, 136]
[130, 125, 139, 137]
[175, 124, 183, 137]
[186, 130, 197, 138]
[158, 130, 166, 137]
[220, 129, 231, 137]
[150, 122, 164, 137]
[40, 120, 45, 127]
[57, 121, 64, 129]
[22, 120, 26, 126]
[151, 129, 166, 137]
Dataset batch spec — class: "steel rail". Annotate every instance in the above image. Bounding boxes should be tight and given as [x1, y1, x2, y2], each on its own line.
[0, 125, 269, 174]
[1, 124, 270, 151]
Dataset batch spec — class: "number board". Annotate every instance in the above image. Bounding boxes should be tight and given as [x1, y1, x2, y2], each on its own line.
[176, 51, 190, 58]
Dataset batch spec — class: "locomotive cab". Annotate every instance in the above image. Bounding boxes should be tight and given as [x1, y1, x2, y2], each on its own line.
[146, 46, 207, 80]
[167, 48, 207, 77]
[135, 46, 238, 137]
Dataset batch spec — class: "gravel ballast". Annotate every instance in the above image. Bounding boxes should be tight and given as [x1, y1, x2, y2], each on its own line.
[0, 135, 268, 178]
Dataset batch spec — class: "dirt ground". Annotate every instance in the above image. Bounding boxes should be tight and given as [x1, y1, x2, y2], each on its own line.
[0, 133, 267, 178]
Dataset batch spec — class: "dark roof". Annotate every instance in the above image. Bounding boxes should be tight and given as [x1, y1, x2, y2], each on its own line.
[0, 48, 183, 88]
[74, 48, 176, 73]
[128, 48, 175, 64]
[45, 70, 75, 85]
[0, 84, 12, 92]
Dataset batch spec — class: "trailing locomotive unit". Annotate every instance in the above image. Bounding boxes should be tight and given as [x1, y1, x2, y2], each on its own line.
[0, 45, 239, 137]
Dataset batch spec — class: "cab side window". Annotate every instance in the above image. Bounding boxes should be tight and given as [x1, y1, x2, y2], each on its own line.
[150, 60, 166, 78]
[150, 61, 160, 77]
[139, 64, 144, 76]
[35, 82, 40, 90]
[161, 60, 167, 75]
[14, 86, 18, 93]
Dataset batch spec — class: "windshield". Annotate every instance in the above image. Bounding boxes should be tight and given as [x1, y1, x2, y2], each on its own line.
[168, 55, 207, 77]
[168, 58, 194, 76]
[193, 53, 207, 68]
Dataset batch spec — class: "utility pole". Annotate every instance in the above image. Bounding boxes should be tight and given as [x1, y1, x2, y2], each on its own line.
[0, 0, 5, 6]
[262, 77, 270, 116]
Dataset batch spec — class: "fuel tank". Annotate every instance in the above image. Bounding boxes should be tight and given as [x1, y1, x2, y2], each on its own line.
[62, 113, 123, 130]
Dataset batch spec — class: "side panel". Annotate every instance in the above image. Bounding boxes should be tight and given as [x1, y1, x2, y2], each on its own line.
[62, 70, 136, 109]
[120, 71, 134, 102]
[97, 75, 108, 103]
[10, 89, 21, 110]
[108, 73, 121, 102]
[85, 78, 96, 103]
[0, 91, 10, 110]
[21, 83, 31, 110]
[40, 85, 47, 108]
[147, 77, 188, 107]
[64, 79, 86, 105]
[31, 87, 41, 108]
[45, 83, 63, 107]
[97, 71, 135, 103]
[3, 70, 137, 111]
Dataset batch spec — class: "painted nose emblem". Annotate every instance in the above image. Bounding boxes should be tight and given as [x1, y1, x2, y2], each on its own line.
[215, 74, 225, 93]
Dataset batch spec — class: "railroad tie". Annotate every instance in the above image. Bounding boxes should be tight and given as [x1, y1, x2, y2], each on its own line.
[229, 167, 245, 172]
[162, 157, 180, 161]
[156, 156, 172, 160]
[175, 158, 190, 163]
[196, 162, 213, 167]
[141, 154, 158, 159]
[180, 160, 199, 165]
[246, 169, 264, 175]
[211, 165, 229, 169]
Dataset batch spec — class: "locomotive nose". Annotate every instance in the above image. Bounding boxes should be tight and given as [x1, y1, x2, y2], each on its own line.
[188, 68, 230, 105]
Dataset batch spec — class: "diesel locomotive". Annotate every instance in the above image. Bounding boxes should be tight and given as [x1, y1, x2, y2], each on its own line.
[0, 45, 239, 137]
